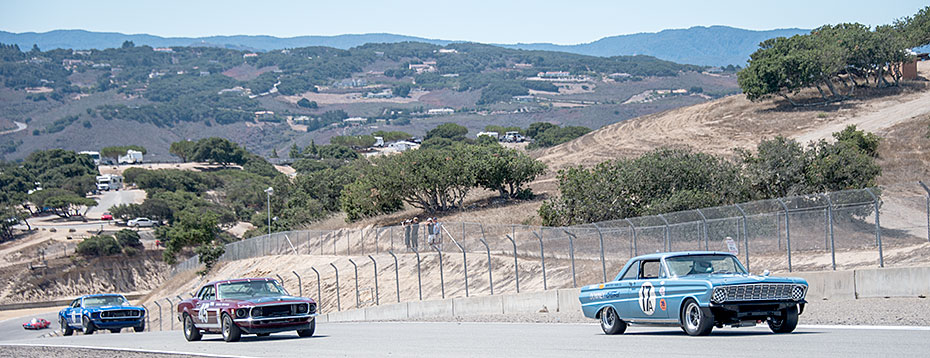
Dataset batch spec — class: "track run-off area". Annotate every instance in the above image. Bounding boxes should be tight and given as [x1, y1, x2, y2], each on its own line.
[2, 321, 928, 357]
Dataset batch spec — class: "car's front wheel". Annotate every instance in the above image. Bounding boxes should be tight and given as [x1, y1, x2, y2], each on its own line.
[221, 314, 241, 342]
[599, 307, 626, 335]
[297, 319, 316, 338]
[768, 305, 799, 334]
[134, 321, 145, 332]
[680, 299, 714, 336]
[82, 316, 96, 335]
[183, 313, 202, 342]
[60, 317, 73, 336]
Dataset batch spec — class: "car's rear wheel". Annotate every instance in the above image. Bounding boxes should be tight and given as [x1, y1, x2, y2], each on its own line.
[60, 317, 73, 336]
[599, 307, 626, 335]
[183, 313, 202, 341]
[680, 299, 714, 336]
[297, 319, 316, 338]
[82, 316, 96, 335]
[221, 314, 241, 342]
[768, 305, 799, 334]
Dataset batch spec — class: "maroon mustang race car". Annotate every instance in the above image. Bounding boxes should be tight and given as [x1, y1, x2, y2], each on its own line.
[177, 278, 318, 342]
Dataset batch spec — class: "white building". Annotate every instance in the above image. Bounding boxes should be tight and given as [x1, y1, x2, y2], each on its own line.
[387, 140, 419, 152]
[427, 108, 455, 116]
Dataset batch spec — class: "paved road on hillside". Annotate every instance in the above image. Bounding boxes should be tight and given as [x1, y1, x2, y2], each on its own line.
[3, 322, 928, 357]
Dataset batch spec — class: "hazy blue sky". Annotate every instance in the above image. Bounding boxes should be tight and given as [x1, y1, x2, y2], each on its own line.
[2, 0, 927, 44]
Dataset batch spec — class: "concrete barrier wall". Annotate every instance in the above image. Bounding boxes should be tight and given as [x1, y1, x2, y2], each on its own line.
[855, 267, 930, 298]
[324, 266, 930, 322]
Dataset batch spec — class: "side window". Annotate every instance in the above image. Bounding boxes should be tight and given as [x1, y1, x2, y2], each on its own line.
[204, 286, 215, 300]
[197, 286, 211, 300]
[620, 262, 640, 280]
[640, 260, 661, 279]
[71, 299, 80, 308]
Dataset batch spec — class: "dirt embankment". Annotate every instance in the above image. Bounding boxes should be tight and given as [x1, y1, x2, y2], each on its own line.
[0, 251, 169, 304]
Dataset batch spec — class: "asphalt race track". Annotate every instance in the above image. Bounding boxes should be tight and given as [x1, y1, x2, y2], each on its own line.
[2, 321, 928, 357]
[0, 310, 60, 342]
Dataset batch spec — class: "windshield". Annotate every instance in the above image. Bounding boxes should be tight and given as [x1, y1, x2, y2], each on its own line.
[666, 255, 747, 277]
[83, 295, 128, 307]
[217, 280, 288, 300]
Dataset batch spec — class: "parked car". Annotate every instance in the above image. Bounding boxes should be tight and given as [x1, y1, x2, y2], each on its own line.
[59, 294, 146, 335]
[22, 318, 50, 330]
[579, 252, 808, 336]
[127, 218, 156, 227]
[100, 212, 113, 220]
[177, 278, 318, 342]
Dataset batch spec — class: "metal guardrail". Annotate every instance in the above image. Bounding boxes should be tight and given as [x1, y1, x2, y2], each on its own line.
[165, 182, 930, 315]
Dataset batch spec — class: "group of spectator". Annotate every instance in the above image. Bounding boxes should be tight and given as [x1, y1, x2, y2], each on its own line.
[402, 217, 443, 252]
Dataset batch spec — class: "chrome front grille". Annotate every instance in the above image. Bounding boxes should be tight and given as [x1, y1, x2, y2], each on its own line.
[252, 303, 310, 318]
[719, 284, 803, 302]
[100, 309, 142, 319]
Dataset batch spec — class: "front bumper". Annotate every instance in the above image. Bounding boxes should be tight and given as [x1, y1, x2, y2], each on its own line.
[234, 314, 317, 334]
[91, 318, 145, 329]
[709, 300, 805, 323]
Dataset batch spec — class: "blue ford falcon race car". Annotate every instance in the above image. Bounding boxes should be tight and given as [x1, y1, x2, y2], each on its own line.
[580, 251, 808, 336]
[59, 294, 146, 335]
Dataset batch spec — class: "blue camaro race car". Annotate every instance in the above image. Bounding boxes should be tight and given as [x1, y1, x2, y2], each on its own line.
[580, 251, 808, 336]
[59, 294, 146, 335]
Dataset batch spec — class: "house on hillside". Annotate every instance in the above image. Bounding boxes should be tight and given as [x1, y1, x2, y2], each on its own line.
[386, 140, 419, 152]
[243, 53, 259, 58]
[343, 117, 368, 125]
[153, 47, 174, 53]
[427, 108, 455, 116]
[409, 62, 437, 73]
[538, 71, 571, 78]
[254, 111, 275, 121]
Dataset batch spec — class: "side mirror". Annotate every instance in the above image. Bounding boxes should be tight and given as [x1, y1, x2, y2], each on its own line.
[762, 270, 771, 277]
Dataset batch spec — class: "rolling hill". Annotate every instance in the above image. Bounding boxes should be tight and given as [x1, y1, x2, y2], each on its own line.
[0, 26, 809, 67]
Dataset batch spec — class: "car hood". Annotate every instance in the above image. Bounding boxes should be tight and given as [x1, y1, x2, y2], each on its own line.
[686, 274, 806, 286]
[227, 296, 314, 305]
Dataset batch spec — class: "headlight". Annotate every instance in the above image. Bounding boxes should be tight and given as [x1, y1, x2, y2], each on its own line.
[252, 307, 263, 317]
[711, 287, 727, 303]
[309, 303, 316, 314]
[792, 285, 806, 301]
[236, 308, 247, 318]
[296, 304, 308, 314]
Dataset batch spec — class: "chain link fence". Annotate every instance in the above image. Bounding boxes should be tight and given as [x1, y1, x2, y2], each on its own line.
[156, 182, 930, 322]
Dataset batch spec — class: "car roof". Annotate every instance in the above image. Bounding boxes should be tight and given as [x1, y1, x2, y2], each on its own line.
[78, 293, 126, 299]
[629, 251, 737, 261]
[204, 277, 277, 286]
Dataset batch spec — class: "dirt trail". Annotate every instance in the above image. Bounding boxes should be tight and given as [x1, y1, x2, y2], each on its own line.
[0, 121, 26, 135]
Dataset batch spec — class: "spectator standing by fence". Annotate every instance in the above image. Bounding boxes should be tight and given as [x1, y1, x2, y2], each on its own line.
[403, 219, 412, 251]
[410, 217, 420, 251]
[426, 218, 436, 249]
[430, 217, 443, 251]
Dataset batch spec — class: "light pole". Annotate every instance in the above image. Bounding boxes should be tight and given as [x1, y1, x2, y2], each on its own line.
[264, 187, 274, 236]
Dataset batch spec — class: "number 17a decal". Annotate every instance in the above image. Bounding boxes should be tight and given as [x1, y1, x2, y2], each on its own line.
[639, 282, 656, 315]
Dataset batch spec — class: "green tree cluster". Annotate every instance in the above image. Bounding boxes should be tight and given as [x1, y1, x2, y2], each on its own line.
[525, 123, 591, 149]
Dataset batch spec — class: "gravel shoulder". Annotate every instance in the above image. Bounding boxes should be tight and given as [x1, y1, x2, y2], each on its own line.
[0, 345, 214, 358]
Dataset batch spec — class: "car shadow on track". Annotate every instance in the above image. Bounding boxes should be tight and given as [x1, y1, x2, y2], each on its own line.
[200, 334, 330, 343]
[618, 330, 821, 337]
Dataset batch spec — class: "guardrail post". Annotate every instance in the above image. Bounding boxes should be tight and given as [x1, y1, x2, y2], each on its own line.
[412, 247, 422, 300]
[734, 204, 750, 271]
[367, 255, 379, 305]
[329, 263, 340, 311]
[388, 250, 400, 303]
[438, 248, 445, 299]
[164, 298, 174, 330]
[919, 181, 930, 243]
[310, 267, 322, 309]
[141, 304, 150, 332]
[478, 238, 493, 295]
[864, 188, 884, 267]
[153, 301, 162, 331]
[348, 259, 360, 308]
[275, 274, 284, 286]
[561, 230, 577, 288]
[776, 198, 792, 272]
[532, 231, 546, 290]
[592, 223, 607, 282]
[696, 209, 709, 250]
[292, 271, 302, 297]
[625, 218, 637, 256]
[658, 214, 670, 252]
[505, 234, 519, 293]
[823, 194, 836, 270]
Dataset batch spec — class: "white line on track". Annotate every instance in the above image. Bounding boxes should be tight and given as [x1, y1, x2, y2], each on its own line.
[798, 324, 930, 331]
[0, 343, 254, 358]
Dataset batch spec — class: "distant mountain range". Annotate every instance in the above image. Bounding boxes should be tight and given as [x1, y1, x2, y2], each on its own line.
[0, 26, 811, 67]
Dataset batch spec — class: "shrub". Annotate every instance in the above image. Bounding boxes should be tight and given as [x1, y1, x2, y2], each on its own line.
[76, 235, 121, 257]
[115, 229, 143, 248]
